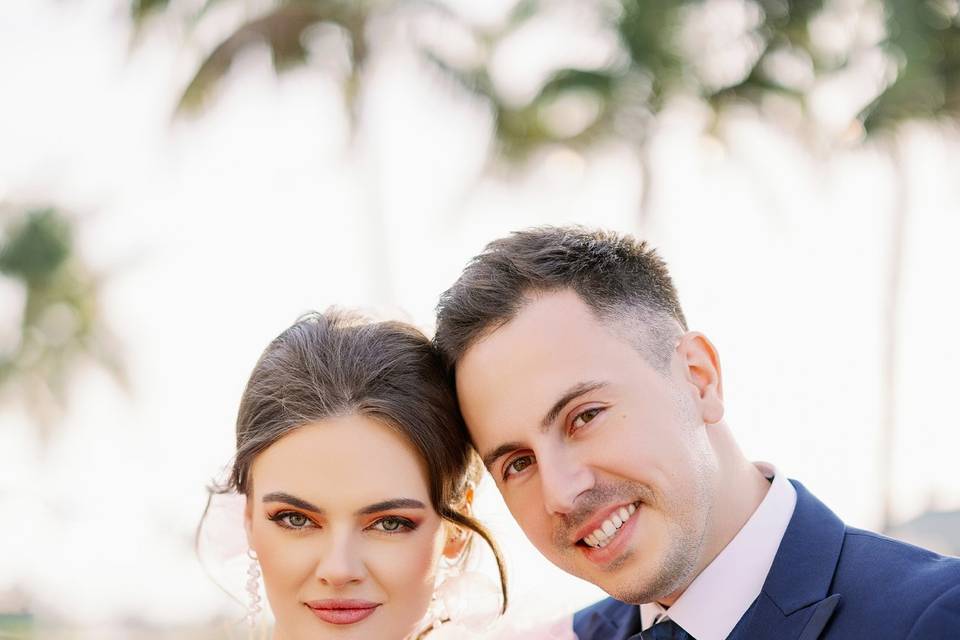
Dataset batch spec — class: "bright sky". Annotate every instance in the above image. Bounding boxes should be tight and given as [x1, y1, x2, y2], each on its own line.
[1, 0, 959, 632]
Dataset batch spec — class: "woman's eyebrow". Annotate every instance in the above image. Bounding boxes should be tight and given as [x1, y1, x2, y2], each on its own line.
[261, 494, 425, 515]
[356, 498, 426, 515]
[262, 492, 323, 514]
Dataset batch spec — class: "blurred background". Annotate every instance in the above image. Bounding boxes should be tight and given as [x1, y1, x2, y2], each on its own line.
[1, 0, 959, 637]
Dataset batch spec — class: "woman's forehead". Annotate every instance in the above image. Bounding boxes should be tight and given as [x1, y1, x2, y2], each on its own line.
[249, 415, 433, 506]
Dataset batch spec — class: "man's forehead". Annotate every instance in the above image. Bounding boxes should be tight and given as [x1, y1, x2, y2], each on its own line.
[456, 338, 614, 454]
[458, 290, 605, 365]
[454, 293, 671, 446]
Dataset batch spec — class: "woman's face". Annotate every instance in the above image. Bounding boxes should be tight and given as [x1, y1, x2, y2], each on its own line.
[245, 414, 455, 640]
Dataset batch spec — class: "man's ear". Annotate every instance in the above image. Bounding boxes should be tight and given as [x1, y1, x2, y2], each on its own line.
[676, 331, 724, 424]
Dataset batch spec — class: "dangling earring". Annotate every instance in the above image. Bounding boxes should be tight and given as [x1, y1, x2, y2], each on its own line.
[426, 529, 500, 635]
[420, 570, 501, 639]
[435, 570, 500, 631]
[245, 548, 262, 628]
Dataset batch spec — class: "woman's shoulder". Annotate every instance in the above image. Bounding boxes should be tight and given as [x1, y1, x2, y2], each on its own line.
[489, 613, 576, 640]
[428, 614, 576, 640]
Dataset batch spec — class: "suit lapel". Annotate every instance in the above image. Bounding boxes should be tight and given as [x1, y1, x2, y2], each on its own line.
[729, 592, 842, 640]
[728, 481, 846, 640]
[797, 594, 842, 640]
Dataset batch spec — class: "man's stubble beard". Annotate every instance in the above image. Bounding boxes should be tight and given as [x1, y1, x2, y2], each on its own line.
[581, 391, 716, 605]
[607, 387, 718, 604]
[542, 468, 713, 605]
[608, 477, 713, 604]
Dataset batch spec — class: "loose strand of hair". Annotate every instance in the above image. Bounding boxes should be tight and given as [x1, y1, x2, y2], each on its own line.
[440, 508, 509, 614]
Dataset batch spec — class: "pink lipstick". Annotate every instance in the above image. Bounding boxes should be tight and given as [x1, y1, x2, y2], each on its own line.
[306, 599, 381, 625]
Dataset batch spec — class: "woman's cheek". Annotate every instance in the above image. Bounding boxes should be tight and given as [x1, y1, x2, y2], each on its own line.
[375, 527, 446, 618]
[252, 522, 313, 607]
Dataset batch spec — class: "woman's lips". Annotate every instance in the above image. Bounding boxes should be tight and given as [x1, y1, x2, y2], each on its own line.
[305, 599, 381, 625]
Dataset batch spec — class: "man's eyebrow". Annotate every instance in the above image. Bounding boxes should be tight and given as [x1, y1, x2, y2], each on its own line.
[482, 441, 525, 470]
[480, 381, 609, 471]
[262, 492, 323, 514]
[540, 381, 608, 431]
[355, 498, 426, 515]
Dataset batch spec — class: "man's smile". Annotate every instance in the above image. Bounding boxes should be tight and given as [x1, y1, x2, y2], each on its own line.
[578, 501, 640, 549]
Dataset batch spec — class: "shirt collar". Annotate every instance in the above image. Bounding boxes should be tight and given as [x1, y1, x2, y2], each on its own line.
[639, 462, 797, 640]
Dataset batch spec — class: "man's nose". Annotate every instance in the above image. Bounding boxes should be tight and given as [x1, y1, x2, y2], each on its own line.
[314, 532, 365, 587]
[538, 449, 594, 516]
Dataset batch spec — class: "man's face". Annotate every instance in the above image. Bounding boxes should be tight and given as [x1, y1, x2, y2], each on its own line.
[455, 290, 721, 603]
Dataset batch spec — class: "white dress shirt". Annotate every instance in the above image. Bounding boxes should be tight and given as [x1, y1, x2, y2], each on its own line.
[639, 462, 797, 640]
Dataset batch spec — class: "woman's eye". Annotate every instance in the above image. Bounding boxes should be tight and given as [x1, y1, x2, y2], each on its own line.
[370, 517, 415, 533]
[571, 407, 602, 430]
[270, 511, 314, 529]
[503, 454, 535, 480]
[287, 513, 309, 527]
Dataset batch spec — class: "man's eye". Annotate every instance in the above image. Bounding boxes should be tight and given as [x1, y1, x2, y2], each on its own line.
[369, 516, 416, 533]
[571, 407, 602, 430]
[503, 454, 535, 480]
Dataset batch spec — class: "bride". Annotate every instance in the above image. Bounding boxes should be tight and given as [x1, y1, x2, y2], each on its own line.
[216, 310, 507, 639]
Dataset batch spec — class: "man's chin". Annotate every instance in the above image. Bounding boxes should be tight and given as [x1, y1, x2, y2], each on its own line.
[602, 551, 699, 605]
[595, 567, 686, 606]
[559, 544, 688, 606]
[560, 552, 648, 601]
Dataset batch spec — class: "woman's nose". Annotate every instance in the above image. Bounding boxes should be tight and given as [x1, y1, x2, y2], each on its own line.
[314, 532, 365, 587]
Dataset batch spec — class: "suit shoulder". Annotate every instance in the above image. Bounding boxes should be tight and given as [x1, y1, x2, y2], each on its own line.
[907, 582, 960, 639]
[777, 522, 960, 638]
[837, 527, 960, 596]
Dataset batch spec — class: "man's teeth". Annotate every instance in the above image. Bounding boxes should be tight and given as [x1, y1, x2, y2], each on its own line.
[583, 503, 638, 549]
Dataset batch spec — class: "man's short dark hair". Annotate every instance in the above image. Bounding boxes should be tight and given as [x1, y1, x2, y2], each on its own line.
[434, 226, 688, 372]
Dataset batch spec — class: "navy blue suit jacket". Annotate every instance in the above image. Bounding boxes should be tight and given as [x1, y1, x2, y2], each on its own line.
[572, 480, 960, 639]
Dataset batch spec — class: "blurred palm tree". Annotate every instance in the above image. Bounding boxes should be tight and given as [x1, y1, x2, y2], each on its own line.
[132, 0, 410, 305]
[0, 206, 125, 442]
[131, 0, 959, 175]
[860, 0, 960, 532]
[132, 0, 372, 120]
[136, 0, 959, 529]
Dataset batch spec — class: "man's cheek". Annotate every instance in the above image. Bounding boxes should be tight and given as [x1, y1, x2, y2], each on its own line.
[507, 496, 545, 538]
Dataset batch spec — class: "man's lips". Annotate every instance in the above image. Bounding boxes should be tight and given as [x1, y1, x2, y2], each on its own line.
[305, 599, 381, 625]
[571, 500, 641, 545]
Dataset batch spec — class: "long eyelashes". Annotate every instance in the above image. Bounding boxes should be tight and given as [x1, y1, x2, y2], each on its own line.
[266, 511, 418, 534]
[368, 516, 418, 534]
[268, 510, 316, 530]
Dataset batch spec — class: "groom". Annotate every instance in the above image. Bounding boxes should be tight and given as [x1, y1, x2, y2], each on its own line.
[433, 226, 960, 640]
